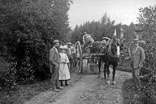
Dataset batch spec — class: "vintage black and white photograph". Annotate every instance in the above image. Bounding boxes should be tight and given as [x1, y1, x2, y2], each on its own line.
[0, 0, 156, 104]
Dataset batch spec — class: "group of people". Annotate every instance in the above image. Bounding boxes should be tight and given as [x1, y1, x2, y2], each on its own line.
[49, 31, 146, 92]
[83, 32, 146, 90]
[49, 40, 73, 92]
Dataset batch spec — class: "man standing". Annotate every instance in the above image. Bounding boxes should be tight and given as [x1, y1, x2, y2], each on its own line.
[128, 39, 145, 90]
[49, 40, 62, 92]
[67, 42, 73, 71]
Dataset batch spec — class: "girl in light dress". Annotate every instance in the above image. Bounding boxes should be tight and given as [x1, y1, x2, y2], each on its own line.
[59, 46, 71, 86]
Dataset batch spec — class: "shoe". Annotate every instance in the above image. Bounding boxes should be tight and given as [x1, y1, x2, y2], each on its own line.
[65, 84, 69, 86]
[54, 89, 60, 92]
[60, 84, 64, 86]
[51, 88, 60, 92]
[56, 86, 63, 89]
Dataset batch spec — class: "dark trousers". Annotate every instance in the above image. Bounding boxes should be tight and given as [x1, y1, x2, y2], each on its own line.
[68, 55, 73, 72]
[51, 65, 60, 90]
[132, 67, 141, 89]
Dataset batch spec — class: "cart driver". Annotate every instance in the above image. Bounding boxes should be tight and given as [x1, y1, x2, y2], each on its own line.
[83, 32, 94, 47]
[102, 37, 111, 47]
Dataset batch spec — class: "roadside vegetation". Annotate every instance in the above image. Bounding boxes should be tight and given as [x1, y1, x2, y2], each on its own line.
[0, 0, 156, 104]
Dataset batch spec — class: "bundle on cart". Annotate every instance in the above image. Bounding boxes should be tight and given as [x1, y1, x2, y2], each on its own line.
[90, 41, 104, 54]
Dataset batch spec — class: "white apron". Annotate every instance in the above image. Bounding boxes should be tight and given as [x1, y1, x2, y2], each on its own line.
[59, 53, 71, 80]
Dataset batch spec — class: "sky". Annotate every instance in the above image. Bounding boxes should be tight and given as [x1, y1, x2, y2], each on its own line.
[68, 0, 156, 29]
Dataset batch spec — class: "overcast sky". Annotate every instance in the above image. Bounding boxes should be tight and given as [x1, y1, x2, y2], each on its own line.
[68, 0, 156, 29]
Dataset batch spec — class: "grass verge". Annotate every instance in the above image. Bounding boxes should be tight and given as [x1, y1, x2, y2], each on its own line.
[0, 71, 81, 104]
[122, 79, 156, 104]
[117, 65, 132, 73]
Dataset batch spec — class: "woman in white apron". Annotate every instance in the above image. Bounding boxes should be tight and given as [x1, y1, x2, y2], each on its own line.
[59, 46, 71, 86]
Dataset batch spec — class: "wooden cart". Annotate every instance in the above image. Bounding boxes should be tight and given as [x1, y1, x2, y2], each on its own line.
[75, 41, 105, 74]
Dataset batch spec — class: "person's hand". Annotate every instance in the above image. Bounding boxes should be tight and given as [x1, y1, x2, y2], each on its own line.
[54, 63, 59, 68]
[125, 57, 130, 61]
[138, 64, 143, 69]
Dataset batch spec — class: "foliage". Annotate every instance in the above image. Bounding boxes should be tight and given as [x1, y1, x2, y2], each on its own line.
[69, 13, 135, 45]
[138, 5, 156, 71]
[0, 0, 71, 89]
[70, 14, 116, 43]
[135, 5, 156, 100]
[123, 79, 156, 104]
[120, 23, 136, 46]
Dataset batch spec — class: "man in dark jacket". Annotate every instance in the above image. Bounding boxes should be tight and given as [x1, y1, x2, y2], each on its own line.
[49, 40, 62, 92]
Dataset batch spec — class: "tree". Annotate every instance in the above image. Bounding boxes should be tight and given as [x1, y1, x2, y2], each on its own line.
[137, 5, 156, 71]
[136, 5, 156, 101]
[70, 13, 116, 43]
[0, 0, 72, 88]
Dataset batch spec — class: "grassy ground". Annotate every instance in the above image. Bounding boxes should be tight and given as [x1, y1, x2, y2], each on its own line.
[0, 80, 52, 104]
[119, 62, 156, 104]
[117, 65, 132, 73]
[0, 59, 155, 104]
[122, 78, 156, 104]
[0, 57, 78, 104]
[117, 61, 132, 72]
[0, 70, 82, 104]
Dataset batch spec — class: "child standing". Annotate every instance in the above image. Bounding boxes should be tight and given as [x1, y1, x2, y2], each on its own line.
[59, 45, 71, 86]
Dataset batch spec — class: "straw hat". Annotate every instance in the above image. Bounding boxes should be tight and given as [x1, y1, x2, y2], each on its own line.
[59, 45, 68, 50]
[53, 40, 59, 44]
[67, 42, 72, 45]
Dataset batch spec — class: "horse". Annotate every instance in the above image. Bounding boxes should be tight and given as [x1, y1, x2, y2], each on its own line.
[98, 38, 123, 85]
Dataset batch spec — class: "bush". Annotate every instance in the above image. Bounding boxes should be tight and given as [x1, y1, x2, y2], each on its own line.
[0, 63, 16, 90]
[0, 0, 71, 90]
[136, 5, 156, 100]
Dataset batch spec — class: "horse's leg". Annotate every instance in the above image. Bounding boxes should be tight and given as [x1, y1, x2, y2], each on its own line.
[98, 59, 101, 78]
[106, 64, 110, 79]
[77, 59, 80, 73]
[106, 64, 111, 85]
[103, 63, 107, 79]
[112, 65, 117, 85]
[87, 58, 90, 70]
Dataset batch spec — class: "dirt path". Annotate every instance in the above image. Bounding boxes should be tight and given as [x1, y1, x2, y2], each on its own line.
[24, 69, 131, 104]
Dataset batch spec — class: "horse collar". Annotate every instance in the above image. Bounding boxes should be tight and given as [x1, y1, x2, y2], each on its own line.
[108, 44, 118, 57]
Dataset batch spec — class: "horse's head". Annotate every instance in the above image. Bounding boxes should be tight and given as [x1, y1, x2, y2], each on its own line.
[108, 38, 123, 57]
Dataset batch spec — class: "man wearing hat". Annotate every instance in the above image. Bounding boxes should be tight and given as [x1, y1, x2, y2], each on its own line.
[127, 39, 145, 90]
[102, 37, 111, 47]
[67, 42, 73, 71]
[82, 32, 94, 47]
[49, 40, 62, 92]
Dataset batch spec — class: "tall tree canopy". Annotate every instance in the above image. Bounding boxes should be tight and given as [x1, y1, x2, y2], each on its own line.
[69, 13, 135, 44]
[70, 14, 116, 43]
[0, 0, 72, 85]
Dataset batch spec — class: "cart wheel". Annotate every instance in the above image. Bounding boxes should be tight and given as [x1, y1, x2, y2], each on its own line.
[75, 41, 83, 74]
